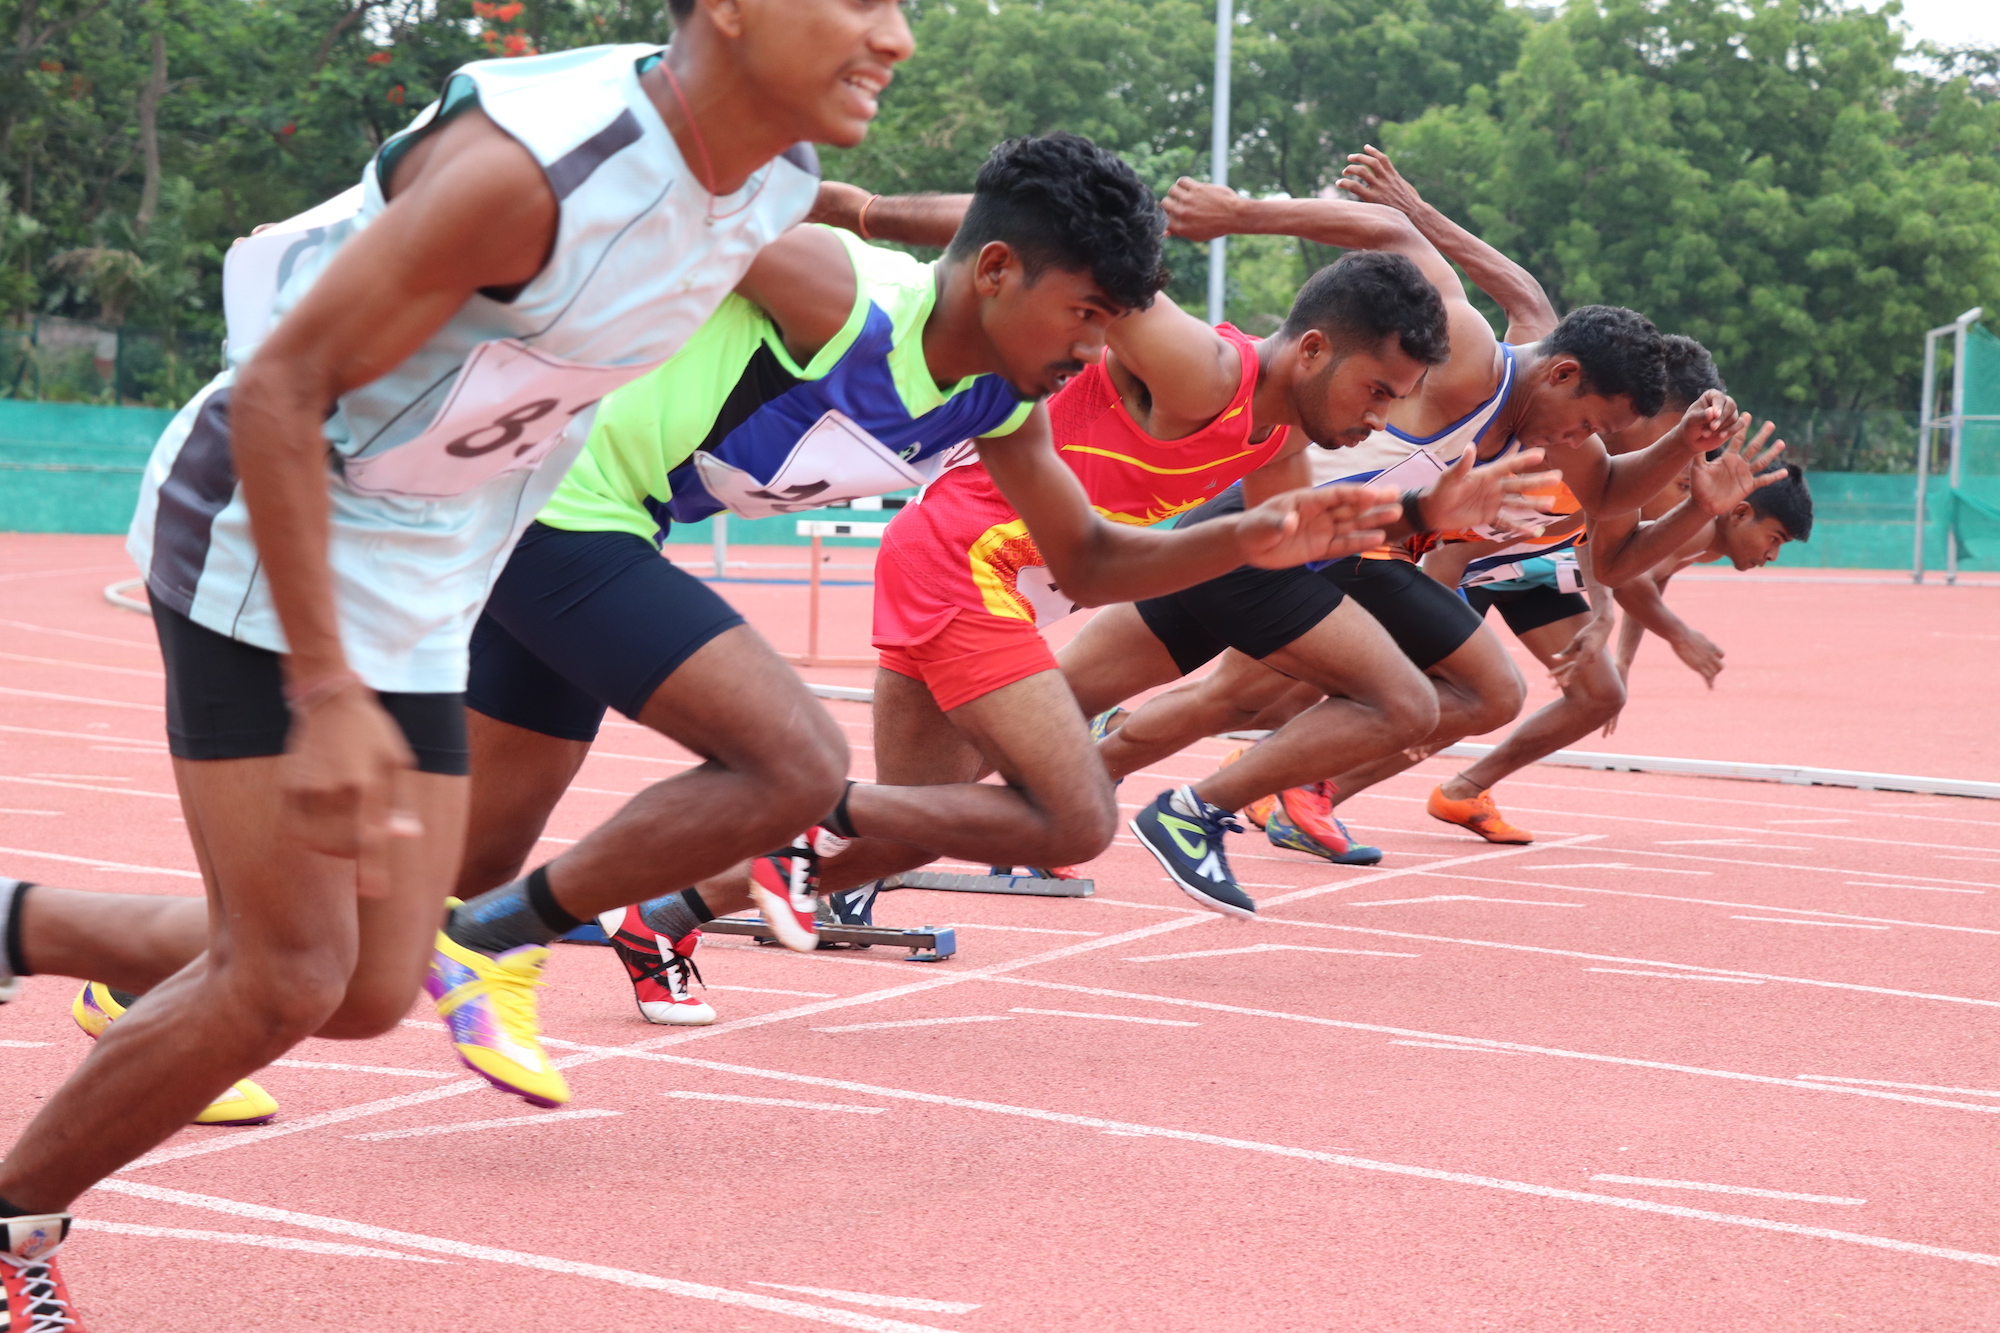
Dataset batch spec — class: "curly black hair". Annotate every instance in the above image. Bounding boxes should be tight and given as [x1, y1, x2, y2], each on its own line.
[666, 0, 692, 19]
[1545, 305, 1668, 418]
[1661, 334, 1724, 413]
[1747, 463, 1813, 542]
[1280, 251, 1449, 366]
[945, 133, 1167, 313]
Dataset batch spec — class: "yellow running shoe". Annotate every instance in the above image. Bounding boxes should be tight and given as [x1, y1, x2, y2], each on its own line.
[426, 925, 570, 1107]
[71, 982, 279, 1125]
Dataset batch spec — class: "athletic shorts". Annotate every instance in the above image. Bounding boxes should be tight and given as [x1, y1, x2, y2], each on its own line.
[1319, 555, 1485, 672]
[466, 522, 745, 742]
[153, 597, 468, 775]
[875, 608, 1058, 713]
[1463, 582, 1592, 636]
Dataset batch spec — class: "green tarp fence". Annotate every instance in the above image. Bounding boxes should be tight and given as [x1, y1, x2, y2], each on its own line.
[1944, 325, 2000, 567]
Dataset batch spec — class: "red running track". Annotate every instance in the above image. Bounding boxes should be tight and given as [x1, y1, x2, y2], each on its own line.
[3, 533, 1998, 1331]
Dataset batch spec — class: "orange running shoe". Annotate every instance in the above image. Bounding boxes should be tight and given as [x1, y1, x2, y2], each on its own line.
[1217, 746, 1278, 829]
[1426, 785, 1534, 844]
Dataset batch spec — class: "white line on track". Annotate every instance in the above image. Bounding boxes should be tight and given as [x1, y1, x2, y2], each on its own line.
[0, 650, 161, 678]
[705, 984, 840, 998]
[666, 1091, 886, 1113]
[0, 723, 165, 748]
[604, 1052, 2000, 1270]
[749, 1284, 979, 1314]
[1391, 1040, 1524, 1053]
[0, 1040, 51, 1047]
[1587, 968, 1763, 983]
[1732, 916, 1891, 930]
[1529, 862, 1712, 874]
[349, 1108, 620, 1140]
[1350, 895, 1585, 908]
[1765, 818, 1852, 825]
[0, 808, 59, 816]
[1421, 872, 1998, 934]
[0, 774, 175, 799]
[941, 923, 1101, 936]
[1458, 771, 2000, 828]
[92, 1180, 963, 1333]
[1588, 844, 2000, 891]
[28, 773, 129, 781]
[271, 1059, 458, 1079]
[1797, 1075, 2000, 1097]
[1847, 881, 1982, 894]
[0, 685, 159, 711]
[1589, 1176, 1865, 1205]
[72, 1220, 450, 1262]
[0, 616, 154, 647]
[0, 844, 198, 877]
[1009, 1007, 1199, 1026]
[1124, 943, 1421, 962]
[814, 1015, 1010, 1033]
[1658, 838, 1812, 850]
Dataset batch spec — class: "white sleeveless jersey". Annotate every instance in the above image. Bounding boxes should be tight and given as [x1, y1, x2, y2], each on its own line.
[1310, 344, 1521, 493]
[126, 44, 817, 692]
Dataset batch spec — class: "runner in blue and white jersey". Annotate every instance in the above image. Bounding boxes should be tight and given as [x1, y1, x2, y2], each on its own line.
[0, 3, 911, 1317]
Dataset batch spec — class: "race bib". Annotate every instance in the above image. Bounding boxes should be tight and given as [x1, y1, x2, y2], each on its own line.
[221, 186, 366, 361]
[344, 341, 647, 499]
[693, 409, 928, 518]
[1014, 564, 1080, 627]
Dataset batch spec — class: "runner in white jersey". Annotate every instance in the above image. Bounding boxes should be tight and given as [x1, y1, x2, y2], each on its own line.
[0, 3, 910, 1322]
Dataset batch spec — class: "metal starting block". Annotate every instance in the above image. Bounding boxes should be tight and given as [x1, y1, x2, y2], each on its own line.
[886, 870, 1093, 897]
[703, 916, 957, 962]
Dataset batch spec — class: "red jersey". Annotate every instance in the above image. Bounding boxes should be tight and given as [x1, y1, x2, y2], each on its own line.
[874, 324, 1289, 645]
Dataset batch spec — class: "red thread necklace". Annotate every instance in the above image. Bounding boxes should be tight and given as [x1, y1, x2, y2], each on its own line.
[659, 57, 767, 223]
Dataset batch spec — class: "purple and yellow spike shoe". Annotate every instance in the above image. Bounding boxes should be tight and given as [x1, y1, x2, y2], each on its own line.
[426, 926, 570, 1108]
[71, 982, 279, 1125]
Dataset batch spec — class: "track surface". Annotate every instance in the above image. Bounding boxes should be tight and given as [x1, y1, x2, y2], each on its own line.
[3, 534, 1998, 1331]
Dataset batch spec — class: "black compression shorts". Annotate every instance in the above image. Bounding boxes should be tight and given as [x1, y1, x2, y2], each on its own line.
[1463, 582, 1593, 636]
[152, 598, 468, 775]
[466, 522, 745, 742]
[1317, 555, 1486, 672]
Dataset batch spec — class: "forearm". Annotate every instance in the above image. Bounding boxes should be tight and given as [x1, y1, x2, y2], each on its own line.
[1052, 517, 1268, 609]
[1212, 195, 1413, 251]
[231, 368, 347, 681]
[1610, 573, 1691, 640]
[810, 185, 970, 249]
[1596, 427, 1694, 515]
[1401, 199, 1554, 339]
[1590, 500, 1713, 586]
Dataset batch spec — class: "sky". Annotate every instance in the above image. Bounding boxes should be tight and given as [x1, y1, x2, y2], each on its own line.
[1864, 0, 2000, 48]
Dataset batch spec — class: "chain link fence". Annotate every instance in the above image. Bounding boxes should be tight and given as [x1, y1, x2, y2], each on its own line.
[1, 318, 222, 408]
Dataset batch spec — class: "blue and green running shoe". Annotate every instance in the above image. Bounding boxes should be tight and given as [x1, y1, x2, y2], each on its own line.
[1264, 782, 1384, 866]
[1130, 786, 1256, 918]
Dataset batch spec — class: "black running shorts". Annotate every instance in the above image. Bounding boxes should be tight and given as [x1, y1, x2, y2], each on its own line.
[152, 599, 468, 775]
[466, 522, 745, 742]
[1133, 488, 1347, 675]
[1318, 555, 1486, 672]
[1463, 582, 1593, 637]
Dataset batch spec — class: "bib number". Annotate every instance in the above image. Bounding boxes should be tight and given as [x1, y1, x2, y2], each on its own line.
[345, 341, 651, 499]
[1015, 564, 1080, 627]
[693, 409, 929, 519]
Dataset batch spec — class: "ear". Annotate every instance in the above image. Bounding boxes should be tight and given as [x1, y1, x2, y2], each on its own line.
[1730, 501, 1753, 523]
[1545, 356, 1582, 388]
[699, 0, 746, 39]
[972, 240, 1015, 298]
[1293, 327, 1329, 372]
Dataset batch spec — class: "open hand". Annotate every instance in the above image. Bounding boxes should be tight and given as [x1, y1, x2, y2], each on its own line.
[1163, 177, 1246, 243]
[1549, 615, 1613, 688]
[1237, 482, 1402, 568]
[1333, 145, 1422, 215]
[282, 684, 422, 899]
[1689, 418, 1786, 516]
[1419, 447, 1560, 534]
[1668, 627, 1724, 686]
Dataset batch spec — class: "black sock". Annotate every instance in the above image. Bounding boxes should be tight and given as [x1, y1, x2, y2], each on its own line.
[3, 880, 34, 978]
[821, 781, 859, 839]
[639, 888, 713, 942]
[446, 866, 581, 955]
[0, 1196, 30, 1219]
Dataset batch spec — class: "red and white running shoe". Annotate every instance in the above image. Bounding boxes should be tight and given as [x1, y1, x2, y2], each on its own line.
[3, 1211, 85, 1332]
[748, 828, 847, 954]
[597, 907, 715, 1026]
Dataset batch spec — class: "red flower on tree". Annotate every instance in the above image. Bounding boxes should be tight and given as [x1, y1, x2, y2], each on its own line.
[367, 50, 393, 65]
[387, 84, 406, 104]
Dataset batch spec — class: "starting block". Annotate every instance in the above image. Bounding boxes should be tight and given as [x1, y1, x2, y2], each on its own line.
[703, 915, 957, 962]
[886, 869, 1093, 897]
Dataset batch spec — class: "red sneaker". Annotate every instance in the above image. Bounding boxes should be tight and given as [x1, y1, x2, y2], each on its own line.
[749, 829, 842, 954]
[597, 907, 715, 1026]
[3, 1212, 85, 1332]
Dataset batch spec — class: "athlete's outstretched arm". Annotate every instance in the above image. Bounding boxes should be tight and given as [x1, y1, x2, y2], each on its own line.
[1610, 554, 1723, 687]
[732, 224, 859, 363]
[809, 181, 970, 249]
[1588, 423, 1787, 585]
[1335, 145, 1557, 344]
[232, 108, 557, 885]
[978, 408, 1400, 606]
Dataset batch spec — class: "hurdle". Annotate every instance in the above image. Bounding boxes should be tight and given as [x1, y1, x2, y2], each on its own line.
[780, 518, 885, 668]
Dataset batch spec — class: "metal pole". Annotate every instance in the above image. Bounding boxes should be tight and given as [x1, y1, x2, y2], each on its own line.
[1206, 0, 1233, 325]
[807, 532, 823, 665]
[712, 512, 728, 578]
[1947, 315, 1978, 585]
[1915, 328, 1938, 584]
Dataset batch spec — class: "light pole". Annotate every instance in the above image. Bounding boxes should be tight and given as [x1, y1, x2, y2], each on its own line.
[1914, 306, 1982, 583]
[1207, 0, 1233, 325]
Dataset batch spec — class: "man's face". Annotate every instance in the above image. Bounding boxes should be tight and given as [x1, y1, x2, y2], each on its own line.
[975, 246, 1125, 399]
[1515, 358, 1642, 450]
[733, 0, 913, 148]
[1293, 332, 1431, 449]
[1600, 402, 1686, 456]
[1720, 507, 1793, 570]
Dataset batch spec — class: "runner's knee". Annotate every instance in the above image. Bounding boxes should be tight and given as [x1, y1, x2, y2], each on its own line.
[1381, 676, 1441, 743]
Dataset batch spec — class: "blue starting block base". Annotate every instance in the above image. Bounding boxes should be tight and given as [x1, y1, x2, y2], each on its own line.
[558, 922, 611, 946]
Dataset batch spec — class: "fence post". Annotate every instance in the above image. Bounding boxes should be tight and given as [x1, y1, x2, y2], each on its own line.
[712, 512, 728, 578]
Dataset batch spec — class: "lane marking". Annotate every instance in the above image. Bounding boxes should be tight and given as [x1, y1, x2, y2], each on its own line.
[1657, 839, 1811, 850]
[1766, 819, 1851, 826]
[0, 724, 165, 748]
[1390, 1040, 1524, 1054]
[814, 1016, 1011, 1033]
[1846, 881, 1981, 895]
[1587, 968, 1763, 984]
[28, 773, 129, 781]
[0, 686, 159, 712]
[349, 1108, 621, 1141]
[0, 616, 154, 648]
[1124, 943, 1420, 962]
[940, 923, 1101, 937]
[1591, 844, 2000, 891]
[1528, 863, 1711, 875]
[72, 1220, 449, 1263]
[1086, 897, 1207, 914]
[0, 844, 198, 877]
[749, 1284, 979, 1315]
[706, 984, 840, 998]
[1590, 1176, 1865, 1206]
[1008, 1007, 1198, 1026]
[1423, 872, 1998, 934]
[1797, 1075, 2000, 1098]
[1731, 916, 1890, 930]
[0, 1039, 52, 1048]
[92, 1180, 960, 1333]
[1349, 895, 1584, 908]
[0, 650, 160, 678]
[666, 1091, 885, 1114]
[979, 977, 2000, 1115]
[615, 1052, 2000, 1270]
[0, 809, 60, 816]
[271, 1059, 457, 1079]
[0, 775, 177, 800]
[1478, 771, 2000, 829]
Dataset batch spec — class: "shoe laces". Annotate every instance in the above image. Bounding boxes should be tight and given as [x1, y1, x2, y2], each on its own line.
[2, 1252, 77, 1332]
[481, 954, 548, 1041]
[667, 951, 705, 995]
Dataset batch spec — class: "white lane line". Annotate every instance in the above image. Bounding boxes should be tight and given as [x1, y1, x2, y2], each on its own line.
[666, 1091, 885, 1114]
[0, 809, 60, 816]
[1933, 854, 1998, 862]
[349, 1108, 620, 1141]
[1390, 1040, 1525, 1054]
[1587, 968, 1764, 984]
[1477, 770, 1996, 828]
[749, 1284, 978, 1314]
[1765, 819, 1851, 825]
[1257, 836, 1602, 910]
[1847, 881, 1982, 895]
[72, 1220, 448, 1262]
[566, 785, 644, 797]
[0, 1039, 52, 1047]
[271, 1059, 457, 1079]
[1088, 897, 1206, 914]
[93, 1180, 960, 1333]
[0, 651, 161, 678]
[1590, 1176, 1865, 1206]
[28, 773, 130, 781]
[0, 775, 175, 800]
[980, 976, 2000, 1116]
[1594, 844, 2000, 891]
[1732, 916, 1891, 930]
[1797, 1075, 2000, 1098]
[1658, 838, 1810, 850]
[0, 723, 165, 748]
[0, 616, 154, 647]
[706, 984, 840, 998]
[1247, 916, 2000, 1009]
[1428, 871, 1999, 934]
[0, 686, 159, 712]
[941, 923, 1101, 937]
[1350, 895, 1584, 908]
[1529, 863, 1712, 875]
[0, 844, 198, 878]
[1008, 1007, 1198, 1027]
[1125, 943, 1420, 962]
[618, 1052, 2000, 1271]
[814, 1016, 1011, 1034]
